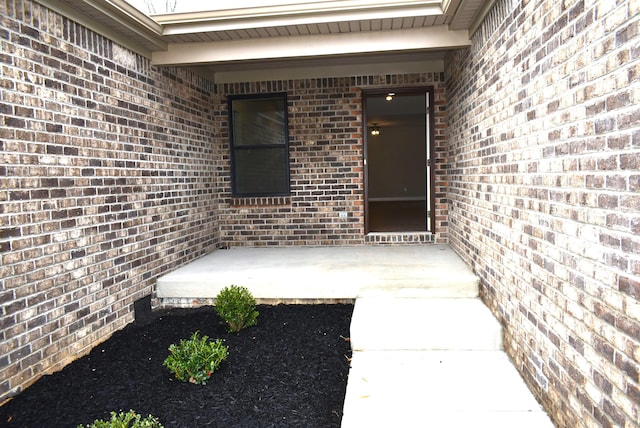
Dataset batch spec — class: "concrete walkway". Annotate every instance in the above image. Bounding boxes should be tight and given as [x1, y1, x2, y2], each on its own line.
[156, 245, 554, 427]
[343, 296, 554, 427]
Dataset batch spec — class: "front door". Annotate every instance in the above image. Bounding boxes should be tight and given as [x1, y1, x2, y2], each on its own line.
[364, 89, 433, 233]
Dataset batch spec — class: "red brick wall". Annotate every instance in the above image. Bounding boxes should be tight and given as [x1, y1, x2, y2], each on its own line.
[446, 0, 640, 426]
[0, 1, 219, 402]
[216, 75, 448, 246]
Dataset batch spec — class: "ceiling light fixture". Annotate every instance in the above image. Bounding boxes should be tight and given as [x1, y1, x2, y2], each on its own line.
[385, 92, 395, 101]
[370, 125, 380, 136]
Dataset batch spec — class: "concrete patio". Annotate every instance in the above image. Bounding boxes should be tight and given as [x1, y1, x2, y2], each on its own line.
[156, 245, 554, 427]
[156, 245, 479, 302]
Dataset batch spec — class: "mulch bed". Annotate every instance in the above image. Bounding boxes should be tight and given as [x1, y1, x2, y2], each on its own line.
[0, 304, 353, 427]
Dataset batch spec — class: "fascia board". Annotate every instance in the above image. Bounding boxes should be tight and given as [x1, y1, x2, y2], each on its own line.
[152, 25, 470, 65]
[34, 0, 166, 56]
[155, 0, 442, 23]
[78, 0, 166, 47]
[468, 0, 497, 36]
[440, 0, 462, 15]
[156, 0, 443, 35]
[91, 0, 164, 34]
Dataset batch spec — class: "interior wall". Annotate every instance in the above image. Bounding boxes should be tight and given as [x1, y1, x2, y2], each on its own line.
[446, 0, 639, 426]
[368, 124, 427, 200]
[0, 1, 220, 403]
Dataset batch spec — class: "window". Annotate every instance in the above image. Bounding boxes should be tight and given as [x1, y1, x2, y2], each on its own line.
[229, 93, 290, 197]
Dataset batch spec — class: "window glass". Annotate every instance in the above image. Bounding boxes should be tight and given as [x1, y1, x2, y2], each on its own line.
[229, 93, 290, 197]
[233, 148, 288, 195]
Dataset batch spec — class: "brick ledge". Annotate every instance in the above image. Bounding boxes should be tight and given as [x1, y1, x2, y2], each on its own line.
[365, 232, 434, 244]
[231, 196, 291, 207]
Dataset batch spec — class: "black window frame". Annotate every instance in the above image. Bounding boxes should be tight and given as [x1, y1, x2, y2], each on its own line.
[228, 92, 291, 198]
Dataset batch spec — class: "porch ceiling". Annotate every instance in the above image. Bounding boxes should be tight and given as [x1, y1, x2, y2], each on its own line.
[36, 0, 495, 81]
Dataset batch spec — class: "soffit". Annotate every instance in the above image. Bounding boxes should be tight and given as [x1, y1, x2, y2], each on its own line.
[154, 0, 449, 43]
[158, 15, 450, 43]
[36, 0, 166, 56]
[35, 0, 494, 78]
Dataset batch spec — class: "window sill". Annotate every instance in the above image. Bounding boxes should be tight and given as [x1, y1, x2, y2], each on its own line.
[231, 196, 291, 207]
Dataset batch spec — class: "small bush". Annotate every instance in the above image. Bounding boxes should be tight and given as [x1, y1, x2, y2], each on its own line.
[215, 285, 259, 332]
[163, 332, 229, 385]
[77, 410, 163, 428]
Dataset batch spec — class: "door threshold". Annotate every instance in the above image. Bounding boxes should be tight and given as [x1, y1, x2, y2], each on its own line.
[365, 232, 434, 244]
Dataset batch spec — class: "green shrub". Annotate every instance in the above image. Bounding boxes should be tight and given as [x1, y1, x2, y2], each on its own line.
[163, 332, 229, 384]
[77, 410, 163, 428]
[215, 285, 259, 332]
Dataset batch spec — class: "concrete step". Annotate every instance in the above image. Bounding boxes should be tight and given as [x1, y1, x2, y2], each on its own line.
[356, 277, 478, 298]
[350, 297, 504, 352]
[341, 350, 555, 428]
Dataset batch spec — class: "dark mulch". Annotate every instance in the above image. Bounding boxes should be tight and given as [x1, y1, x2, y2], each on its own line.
[1, 304, 353, 427]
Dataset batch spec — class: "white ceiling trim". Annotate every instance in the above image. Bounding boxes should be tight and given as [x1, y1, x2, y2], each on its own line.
[210, 58, 445, 83]
[468, 0, 498, 35]
[35, 0, 491, 78]
[449, 0, 486, 30]
[159, 4, 444, 35]
[152, 25, 470, 66]
[154, 0, 443, 27]
[440, 0, 462, 14]
[85, 0, 163, 34]
[36, 0, 166, 55]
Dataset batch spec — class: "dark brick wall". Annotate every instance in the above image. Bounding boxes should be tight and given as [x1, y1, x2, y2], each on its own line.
[0, 1, 450, 403]
[0, 1, 219, 402]
[446, 0, 640, 426]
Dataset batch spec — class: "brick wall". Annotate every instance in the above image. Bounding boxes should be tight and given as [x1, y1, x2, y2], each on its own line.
[217, 75, 448, 246]
[0, 1, 219, 402]
[446, 0, 639, 426]
[0, 1, 450, 403]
